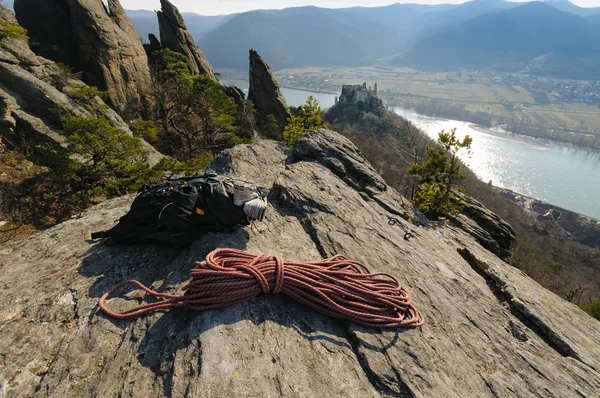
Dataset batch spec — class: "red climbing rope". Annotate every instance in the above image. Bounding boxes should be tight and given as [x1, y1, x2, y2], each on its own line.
[99, 248, 424, 328]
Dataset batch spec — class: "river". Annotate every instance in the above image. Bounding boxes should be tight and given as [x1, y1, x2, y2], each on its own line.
[232, 84, 600, 219]
[395, 109, 600, 220]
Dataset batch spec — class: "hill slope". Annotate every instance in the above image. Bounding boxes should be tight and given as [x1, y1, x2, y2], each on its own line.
[193, 1, 521, 70]
[199, 8, 401, 70]
[126, 9, 232, 42]
[542, 0, 600, 16]
[588, 14, 600, 24]
[411, 0, 519, 38]
[125, 1, 600, 74]
[396, 2, 600, 79]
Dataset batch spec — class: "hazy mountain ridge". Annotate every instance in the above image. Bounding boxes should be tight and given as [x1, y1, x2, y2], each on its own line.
[541, 0, 600, 16]
[396, 2, 600, 79]
[196, 1, 526, 70]
[198, 9, 402, 70]
[127, 9, 233, 42]
[126, 1, 600, 78]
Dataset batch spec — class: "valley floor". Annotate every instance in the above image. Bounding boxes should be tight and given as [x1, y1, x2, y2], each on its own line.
[269, 65, 600, 148]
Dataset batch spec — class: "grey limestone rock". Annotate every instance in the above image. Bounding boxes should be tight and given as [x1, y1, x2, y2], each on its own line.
[14, 0, 154, 120]
[248, 49, 291, 140]
[0, 129, 598, 397]
[452, 195, 517, 260]
[0, 4, 163, 166]
[144, 33, 162, 57]
[224, 85, 257, 140]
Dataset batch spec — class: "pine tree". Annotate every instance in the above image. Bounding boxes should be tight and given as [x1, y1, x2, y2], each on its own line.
[61, 114, 151, 197]
[283, 96, 328, 145]
[410, 128, 472, 217]
[149, 49, 242, 158]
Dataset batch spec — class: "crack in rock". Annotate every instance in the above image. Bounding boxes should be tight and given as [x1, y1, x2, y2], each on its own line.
[346, 329, 415, 398]
[457, 248, 582, 363]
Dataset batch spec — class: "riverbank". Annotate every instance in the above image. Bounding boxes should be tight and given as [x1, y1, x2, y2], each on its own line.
[496, 187, 599, 223]
[217, 80, 600, 219]
[397, 107, 600, 220]
[273, 81, 600, 151]
[468, 125, 548, 147]
[279, 85, 338, 95]
[494, 186, 600, 248]
[391, 103, 600, 151]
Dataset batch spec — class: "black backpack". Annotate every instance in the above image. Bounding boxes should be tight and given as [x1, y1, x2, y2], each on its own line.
[91, 173, 268, 246]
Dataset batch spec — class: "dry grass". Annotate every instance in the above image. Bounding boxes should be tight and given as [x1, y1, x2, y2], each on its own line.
[0, 152, 43, 246]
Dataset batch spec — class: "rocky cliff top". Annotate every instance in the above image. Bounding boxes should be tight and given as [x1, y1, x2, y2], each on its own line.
[0, 129, 598, 397]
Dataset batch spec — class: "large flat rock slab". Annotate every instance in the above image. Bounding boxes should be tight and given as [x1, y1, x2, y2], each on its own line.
[0, 132, 598, 397]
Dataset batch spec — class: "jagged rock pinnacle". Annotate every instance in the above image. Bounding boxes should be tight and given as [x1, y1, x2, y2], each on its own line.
[248, 49, 291, 139]
[0, 3, 163, 165]
[157, 0, 216, 80]
[13, 0, 154, 121]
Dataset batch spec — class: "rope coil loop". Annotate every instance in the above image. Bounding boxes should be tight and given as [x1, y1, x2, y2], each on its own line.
[99, 248, 424, 329]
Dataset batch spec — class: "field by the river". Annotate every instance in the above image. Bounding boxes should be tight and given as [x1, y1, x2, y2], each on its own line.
[273, 66, 600, 138]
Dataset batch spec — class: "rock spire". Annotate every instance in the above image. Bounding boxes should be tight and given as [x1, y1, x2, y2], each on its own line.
[156, 0, 216, 80]
[248, 49, 291, 139]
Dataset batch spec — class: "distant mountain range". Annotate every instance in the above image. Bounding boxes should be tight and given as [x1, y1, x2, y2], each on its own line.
[542, 0, 600, 16]
[122, 1, 600, 79]
[397, 2, 600, 79]
[588, 14, 600, 24]
[126, 9, 233, 42]
[198, 8, 405, 70]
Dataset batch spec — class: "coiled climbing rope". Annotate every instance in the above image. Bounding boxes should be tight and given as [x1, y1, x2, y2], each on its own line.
[99, 248, 424, 328]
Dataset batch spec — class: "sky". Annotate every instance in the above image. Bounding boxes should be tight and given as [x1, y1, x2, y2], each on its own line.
[120, 0, 600, 15]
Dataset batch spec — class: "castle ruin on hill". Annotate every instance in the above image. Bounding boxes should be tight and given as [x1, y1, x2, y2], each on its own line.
[335, 82, 383, 109]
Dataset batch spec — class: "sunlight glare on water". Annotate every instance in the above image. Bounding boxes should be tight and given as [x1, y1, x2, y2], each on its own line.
[395, 109, 600, 219]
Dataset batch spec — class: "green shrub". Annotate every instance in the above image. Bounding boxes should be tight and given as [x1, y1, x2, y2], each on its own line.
[412, 182, 465, 216]
[56, 63, 83, 80]
[61, 114, 151, 198]
[581, 301, 600, 321]
[52, 64, 83, 89]
[152, 156, 212, 179]
[132, 119, 158, 143]
[69, 86, 107, 101]
[410, 128, 472, 217]
[261, 114, 280, 140]
[0, 21, 29, 41]
[109, 13, 122, 24]
[283, 96, 328, 146]
[150, 49, 242, 158]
